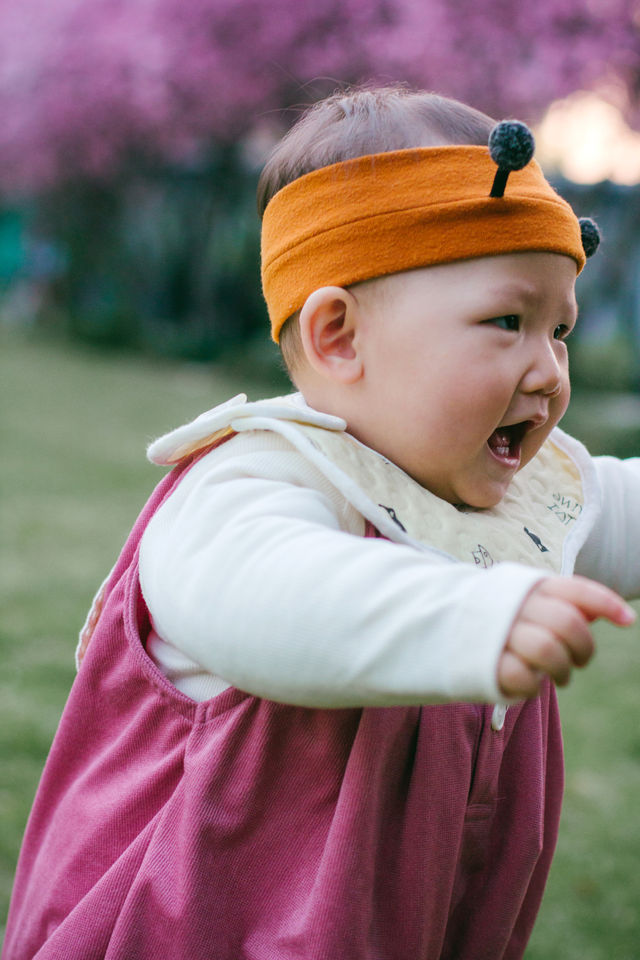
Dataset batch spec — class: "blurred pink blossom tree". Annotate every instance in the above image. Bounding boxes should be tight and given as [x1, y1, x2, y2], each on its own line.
[0, 0, 638, 192]
[1, 0, 638, 360]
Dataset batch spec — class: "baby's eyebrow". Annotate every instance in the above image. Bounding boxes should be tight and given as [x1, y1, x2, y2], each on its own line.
[488, 282, 579, 318]
[487, 281, 539, 305]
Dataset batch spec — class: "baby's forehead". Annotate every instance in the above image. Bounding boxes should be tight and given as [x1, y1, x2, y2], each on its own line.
[360, 250, 578, 286]
[354, 252, 578, 300]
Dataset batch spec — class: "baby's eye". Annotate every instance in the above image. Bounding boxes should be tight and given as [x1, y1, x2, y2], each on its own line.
[489, 315, 520, 332]
[553, 323, 573, 341]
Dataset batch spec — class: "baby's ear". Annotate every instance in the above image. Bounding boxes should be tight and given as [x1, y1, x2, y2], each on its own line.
[299, 286, 363, 383]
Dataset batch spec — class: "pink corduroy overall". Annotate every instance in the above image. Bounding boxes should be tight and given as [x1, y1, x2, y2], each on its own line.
[3, 445, 564, 960]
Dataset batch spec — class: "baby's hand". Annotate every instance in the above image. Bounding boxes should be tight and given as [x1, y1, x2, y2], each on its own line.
[498, 576, 637, 699]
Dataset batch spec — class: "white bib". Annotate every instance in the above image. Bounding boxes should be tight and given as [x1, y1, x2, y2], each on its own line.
[294, 424, 583, 574]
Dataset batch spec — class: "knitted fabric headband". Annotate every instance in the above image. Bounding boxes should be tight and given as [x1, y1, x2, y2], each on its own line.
[261, 121, 599, 343]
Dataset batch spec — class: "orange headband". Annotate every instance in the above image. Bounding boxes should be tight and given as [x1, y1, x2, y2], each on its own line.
[261, 145, 586, 343]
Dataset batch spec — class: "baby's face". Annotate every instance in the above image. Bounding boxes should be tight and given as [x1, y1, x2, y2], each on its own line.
[350, 252, 577, 508]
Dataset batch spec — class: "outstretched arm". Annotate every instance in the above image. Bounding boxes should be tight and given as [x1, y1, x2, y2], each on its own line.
[140, 433, 547, 708]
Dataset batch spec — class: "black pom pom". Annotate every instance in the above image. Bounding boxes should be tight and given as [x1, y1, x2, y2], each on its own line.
[579, 217, 600, 258]
[489, 121, 535, 171]
[488, 121, 535, 198]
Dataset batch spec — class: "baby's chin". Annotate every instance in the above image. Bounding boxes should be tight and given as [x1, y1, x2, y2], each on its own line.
[428, 477, 514, 511]
[454, 490, 509, 510]
[454, 444, 547, 509]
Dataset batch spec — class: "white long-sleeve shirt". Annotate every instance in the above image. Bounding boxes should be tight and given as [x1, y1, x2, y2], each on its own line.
[137, 393, 640, 706]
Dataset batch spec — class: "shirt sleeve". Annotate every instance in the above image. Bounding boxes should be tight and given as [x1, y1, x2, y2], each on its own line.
[575, 455, 640, 599]
[138, 432, 546, 708]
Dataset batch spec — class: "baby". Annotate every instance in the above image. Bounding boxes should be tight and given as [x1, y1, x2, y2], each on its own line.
[4, 86, 640, 960]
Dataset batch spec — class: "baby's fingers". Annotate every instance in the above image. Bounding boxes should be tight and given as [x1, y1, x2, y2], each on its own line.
[539, 576, 636, 627]
[519, 596, 595, 669]
[501, 575, 637, 699]
[497, 650, 543, 699]
[507, 620, 577, 686]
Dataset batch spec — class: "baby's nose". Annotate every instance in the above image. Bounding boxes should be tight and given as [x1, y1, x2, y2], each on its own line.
[521, 341, 564, 396]
[543, 381, 563, 398]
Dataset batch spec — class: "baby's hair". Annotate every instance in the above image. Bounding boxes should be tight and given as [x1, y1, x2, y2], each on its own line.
[258, 84, 496, 375]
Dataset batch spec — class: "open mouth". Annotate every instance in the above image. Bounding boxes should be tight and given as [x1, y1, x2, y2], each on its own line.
[487, 421, 530, 466]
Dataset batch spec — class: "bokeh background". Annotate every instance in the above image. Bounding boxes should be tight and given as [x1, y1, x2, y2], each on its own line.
[1, 2, 639, 955]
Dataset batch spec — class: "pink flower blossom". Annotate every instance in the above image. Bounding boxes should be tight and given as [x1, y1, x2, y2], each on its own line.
[0, 0, 637, 190]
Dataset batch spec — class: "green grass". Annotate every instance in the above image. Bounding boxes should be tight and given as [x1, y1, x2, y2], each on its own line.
[1, 331, 639, 955]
